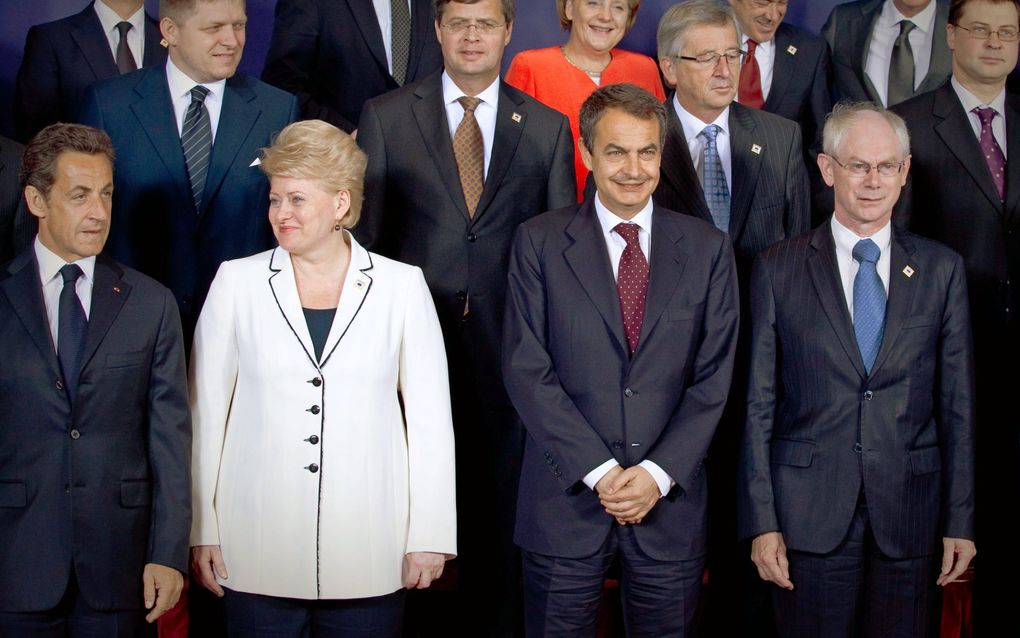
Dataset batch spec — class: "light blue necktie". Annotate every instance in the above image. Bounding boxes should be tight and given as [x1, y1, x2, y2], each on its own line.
[699, 124, 730, 232]
[852, 239, 885, 374]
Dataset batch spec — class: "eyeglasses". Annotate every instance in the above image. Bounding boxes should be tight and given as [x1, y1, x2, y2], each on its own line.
[829, 156, 905, 178]
[439, 19, 506, 35]
[674, 49, 745, 67]
[952, 23, 1020, 42]
[748, 0, 788, 8]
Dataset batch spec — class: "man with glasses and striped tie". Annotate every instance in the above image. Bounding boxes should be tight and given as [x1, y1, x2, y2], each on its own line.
[739, 101, 977, 637]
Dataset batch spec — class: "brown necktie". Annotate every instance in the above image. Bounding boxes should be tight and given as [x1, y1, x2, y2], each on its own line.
[738, 39, 765, 109]
[453, 96, 484, 217]
[614, 223, 649, 355]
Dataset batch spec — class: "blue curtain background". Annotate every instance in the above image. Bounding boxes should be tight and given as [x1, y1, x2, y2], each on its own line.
[0, 1, 842, 138]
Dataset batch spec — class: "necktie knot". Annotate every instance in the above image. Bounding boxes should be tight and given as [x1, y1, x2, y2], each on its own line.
[700, 124, 721, 143]
[116, 21, 132, 38]
[745, 39, 758, 55]
[974, 106, 997, 128]
[898, 20, 916, 39]
[458, 96, 482, 114]
[190, 85, 210, 104]
[60, 263, 83, 286]
[613, 222, 641, 247]
[853, 238, 881, 265]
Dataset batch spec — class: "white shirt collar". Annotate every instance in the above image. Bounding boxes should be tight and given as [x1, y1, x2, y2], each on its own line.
[93, 0, 145, 39]
[830, 215, 893, 259]
[165, 56, 226, 102]
[951, 76, 1007, 115]
[880, 0, 937, 33]
[594, 192, 654, 237]
[742, 33, 774, 51]
[672, 95, 730, 146]
[441, 72, 500, 108]
[34, 236, 96, 287]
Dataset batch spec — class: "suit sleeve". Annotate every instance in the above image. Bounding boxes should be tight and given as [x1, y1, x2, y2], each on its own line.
[188, 262, 240, 546]
[545, 114, 578, 211]
[737, 253, 781, 539]
[399, 267, 457, 556]
[502, 224, 618, 488]
[354, 101, 389, 252]
[785, 124, 811, 237]
[14, 26, 61, 143]
[643, 234, 740, 494]
[262, 0, 356, 132]
[146, 286, 193, 573]
[937, 254, 976, 540]
[76, 84, 105, 130]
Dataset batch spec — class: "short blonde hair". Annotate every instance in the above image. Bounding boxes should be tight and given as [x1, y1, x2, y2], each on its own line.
[557, 0, 641, 32]
[259, 120, 368, 229]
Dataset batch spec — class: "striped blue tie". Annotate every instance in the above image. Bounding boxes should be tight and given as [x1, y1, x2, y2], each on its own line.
[699, 124, 730, 232]
[181, 85, 212, 213]
[852, 239, 885, 374]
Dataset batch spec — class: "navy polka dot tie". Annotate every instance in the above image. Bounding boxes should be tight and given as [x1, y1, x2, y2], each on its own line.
[614, 222, 649, 355]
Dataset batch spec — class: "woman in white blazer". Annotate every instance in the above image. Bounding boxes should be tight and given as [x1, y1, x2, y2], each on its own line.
[188, 120, 456, 636]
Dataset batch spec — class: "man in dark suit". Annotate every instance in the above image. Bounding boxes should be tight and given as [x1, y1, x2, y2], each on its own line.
[14, 1, 166, 143]
[262, 0, 443, 133]
[823, 0, 952, 107]
[355, 0, 574, 632]
[0, 123, 190, 635]
[739, 102, 976, 637]
[503, 83, 739, 636]
[77, 0, 298, 340]
[891, 0, 1019, 630]
[0, 136, 32, 264]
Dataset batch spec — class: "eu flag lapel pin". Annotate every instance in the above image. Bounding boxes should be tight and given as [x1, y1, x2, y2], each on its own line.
[751, 144, 763, 155]
[511, 112, 523, 124]
[902, 265, 915, 278]
[787, 45, 798, 56]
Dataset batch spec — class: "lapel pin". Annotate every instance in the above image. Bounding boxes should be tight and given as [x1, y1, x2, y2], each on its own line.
[160, 38, 169, 48]
[113, 286, 121, 293]
[902, 265, 915, 278]
[787, 45, 798, 55]
[355, 280, 365, 289]
[751, 143, 763, 155]
[511, 112, 522, 123]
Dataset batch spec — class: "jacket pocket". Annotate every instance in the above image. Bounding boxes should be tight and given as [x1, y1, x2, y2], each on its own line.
[902, 313, 936, 329]
[909, 446, 941, 475]
[120, 480, 152, 507]
[771, 439, 814, 467]
[0, 481, 26, 507]
[106, 351, 147, 369]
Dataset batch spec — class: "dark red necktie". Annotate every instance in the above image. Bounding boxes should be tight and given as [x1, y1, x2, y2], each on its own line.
[614, 223, 649, 355]
[738, 39, 765, 109]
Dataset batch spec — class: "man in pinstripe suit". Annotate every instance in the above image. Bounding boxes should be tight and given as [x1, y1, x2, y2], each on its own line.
[738, 102, 976, 637]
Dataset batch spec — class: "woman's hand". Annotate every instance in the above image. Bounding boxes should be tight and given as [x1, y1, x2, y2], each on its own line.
[191, 545, 228, 597]
[402, 552, 446, 589]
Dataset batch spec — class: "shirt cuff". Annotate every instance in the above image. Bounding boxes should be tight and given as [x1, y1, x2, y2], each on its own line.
[582, 459, 620, 491]
[639, 460, 675, 498]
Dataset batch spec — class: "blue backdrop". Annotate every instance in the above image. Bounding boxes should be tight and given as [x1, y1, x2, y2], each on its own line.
[0, 0, 843, 139]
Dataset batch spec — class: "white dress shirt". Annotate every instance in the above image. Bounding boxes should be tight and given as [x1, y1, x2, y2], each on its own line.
[371, 0, 412, 74]
[673, 96, 733, 195]
[865, 0, 938, 106]
[742, 33, 775, 100]
[165, 58, 227, 142]
[952, 77, 1008, 158]
[579, 195, 674, 498]
[830, 216, 892, 317]
[442, 72, 499, 177]
[34, 237, 95, 350]
[93, 0, 145, 70]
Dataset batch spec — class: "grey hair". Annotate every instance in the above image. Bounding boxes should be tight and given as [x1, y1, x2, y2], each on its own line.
[656, 0, 740, 60]
[822, 101, 911, 158]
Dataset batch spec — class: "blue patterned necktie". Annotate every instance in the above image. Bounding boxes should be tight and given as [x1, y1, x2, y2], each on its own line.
[699, 124, 730, 232]
[852, 239, 885, 374]
[181, 85, 212, 213]
[58, 264, 88, 401]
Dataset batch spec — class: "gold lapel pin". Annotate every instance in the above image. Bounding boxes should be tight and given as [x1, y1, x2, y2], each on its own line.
[902, 265, 915, 278]
[787, 45, 798, 55]
[751, 144, 763, 155]
[511, 112, 522, 123]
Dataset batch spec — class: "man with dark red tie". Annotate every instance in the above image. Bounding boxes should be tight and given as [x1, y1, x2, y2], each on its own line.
[892, 0, 1020, 631]
[503, 83, 739, 636]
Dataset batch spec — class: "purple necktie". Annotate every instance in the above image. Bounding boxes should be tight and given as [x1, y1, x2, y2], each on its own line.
[974, 107, 1006, 201]
[613, 223, 649, 355]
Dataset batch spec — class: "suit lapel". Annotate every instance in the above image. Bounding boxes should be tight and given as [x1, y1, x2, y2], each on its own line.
[564, 201, 628, 356]
[412, 76, 470, 221]
[268, 248, 318, 367]
[142, 14, 165, 67]
[320, 235, 374, 367]
[932, 85, 1003, 210]
[348, 0, 390, 77]
[81, 255, 130, 372]
[1003, 93, 1020, 220]
[1, 251, 62, 377]
[727, 105, 763, 241]
[130, 68, 192, 206]
[635, 207, 686, 353]
[764, 26, 796, 112]
[71, 4, 119, 81]
[869, 232, 918, 375]
[919, 1, 952, 94]
[406, 0, 435, 81]
[855, 0, 884, 104]
[660, 104, 712, 222]
[473, 83, 525, 223]
[201, 77, 260, 216]
[808, 225, 867, 379]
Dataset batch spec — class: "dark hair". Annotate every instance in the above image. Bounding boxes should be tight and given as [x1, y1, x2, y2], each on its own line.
[20, 123, 115, 197]
[579, 83, 667, 153]
[160, 0, 246, 23]
[435, 0, 515, 23]
[949, 0, 1020, 25]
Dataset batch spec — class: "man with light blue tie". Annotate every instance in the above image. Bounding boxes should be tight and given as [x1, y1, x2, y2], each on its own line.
[738, 101, 976, 637]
